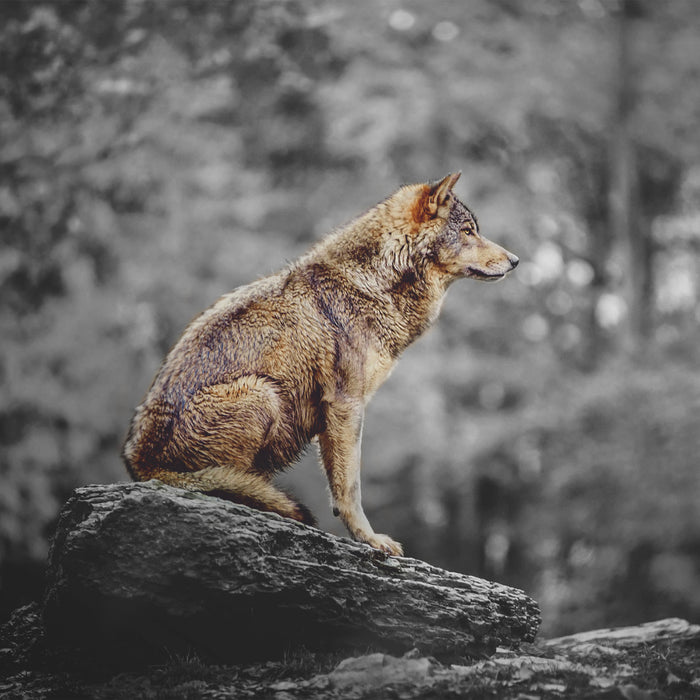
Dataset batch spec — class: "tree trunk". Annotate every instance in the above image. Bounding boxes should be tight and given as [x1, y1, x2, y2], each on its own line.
[610, 0, 652, 349]
[41, 482, 540, 668]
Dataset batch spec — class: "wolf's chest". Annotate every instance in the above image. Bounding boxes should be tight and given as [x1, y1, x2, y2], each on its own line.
[362, 346, 396, 402]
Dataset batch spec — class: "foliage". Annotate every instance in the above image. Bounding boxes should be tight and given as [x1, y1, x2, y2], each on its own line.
[2, 0, 700, 635]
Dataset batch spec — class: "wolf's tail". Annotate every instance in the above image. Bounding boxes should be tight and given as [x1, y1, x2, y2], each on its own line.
[134, 466, 317, 526]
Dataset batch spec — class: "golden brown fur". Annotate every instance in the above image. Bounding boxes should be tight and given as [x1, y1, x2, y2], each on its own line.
[122, 173, 518, 555]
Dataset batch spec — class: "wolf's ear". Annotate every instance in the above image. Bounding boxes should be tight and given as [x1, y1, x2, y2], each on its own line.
[427, 172, 461, 216]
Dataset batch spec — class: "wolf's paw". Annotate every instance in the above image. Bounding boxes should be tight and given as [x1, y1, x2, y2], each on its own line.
[365, 533, 404, 557]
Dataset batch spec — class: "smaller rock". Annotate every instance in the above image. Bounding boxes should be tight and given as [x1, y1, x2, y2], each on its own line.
[327, 652, 434, 690]
[268, 680, 299, 691]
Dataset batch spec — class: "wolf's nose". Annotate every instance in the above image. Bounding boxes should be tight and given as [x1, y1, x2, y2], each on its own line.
[509, 254, 519, 269]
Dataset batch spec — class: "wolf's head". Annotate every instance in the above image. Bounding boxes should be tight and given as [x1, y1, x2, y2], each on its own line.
[386, 172, 519, 285]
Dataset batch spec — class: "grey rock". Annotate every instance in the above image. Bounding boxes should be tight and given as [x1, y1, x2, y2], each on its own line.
[42, 481, 540, 667]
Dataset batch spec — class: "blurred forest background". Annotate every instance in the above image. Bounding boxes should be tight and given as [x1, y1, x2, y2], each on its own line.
[2, 0, 700, 637]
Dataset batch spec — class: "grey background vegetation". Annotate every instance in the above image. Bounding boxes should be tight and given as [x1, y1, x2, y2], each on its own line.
[1, 0, 699, 637]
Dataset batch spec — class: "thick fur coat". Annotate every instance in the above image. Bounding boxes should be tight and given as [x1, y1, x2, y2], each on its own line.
[122, 173, 518, 555]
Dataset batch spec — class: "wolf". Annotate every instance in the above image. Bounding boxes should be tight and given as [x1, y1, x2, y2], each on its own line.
[122, 173, 518, 556]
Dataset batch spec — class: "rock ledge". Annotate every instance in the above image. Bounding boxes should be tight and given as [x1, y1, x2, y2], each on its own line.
[41, 482, 540, 666]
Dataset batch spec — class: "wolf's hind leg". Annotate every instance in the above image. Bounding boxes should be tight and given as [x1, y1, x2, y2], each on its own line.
[149, 378, 316, 524]
[180, 378, 284, 472]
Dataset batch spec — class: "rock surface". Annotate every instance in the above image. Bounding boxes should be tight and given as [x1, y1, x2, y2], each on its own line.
[1, 482, 699, 698]
[41, 482, 540, 666]
[306, 619, 700, 698]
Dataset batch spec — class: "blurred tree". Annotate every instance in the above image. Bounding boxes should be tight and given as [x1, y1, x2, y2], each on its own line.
[610, 0, 683, 350]
[610, 0, 646, 346]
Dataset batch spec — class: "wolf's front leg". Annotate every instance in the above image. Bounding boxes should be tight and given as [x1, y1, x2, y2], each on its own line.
[319, 399, 403, 556]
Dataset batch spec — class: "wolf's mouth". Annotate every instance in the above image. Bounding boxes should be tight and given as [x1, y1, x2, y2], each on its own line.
[466, 268, 508, 281]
